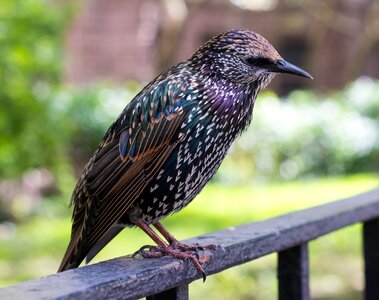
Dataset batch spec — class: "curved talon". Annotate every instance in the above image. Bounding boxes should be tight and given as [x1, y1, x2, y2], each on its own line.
[185, 253, 206, 282]
[140, 245, 156, 252]
[201, 271, 206, 282]
[132, 245, 160, 257]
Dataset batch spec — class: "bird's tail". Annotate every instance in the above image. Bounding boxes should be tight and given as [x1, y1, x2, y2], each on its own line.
[58, 225, 123, 272]
[57, 231, 86, 272]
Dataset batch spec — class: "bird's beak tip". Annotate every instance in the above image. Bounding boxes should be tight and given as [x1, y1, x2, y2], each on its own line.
[275, 59, 313, 80]
[304, 72, 314, 80]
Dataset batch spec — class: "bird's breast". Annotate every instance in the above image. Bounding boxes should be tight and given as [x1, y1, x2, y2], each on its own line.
[130, 87, 255, 224]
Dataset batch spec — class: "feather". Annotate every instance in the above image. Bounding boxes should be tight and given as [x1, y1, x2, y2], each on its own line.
[58, 78, 193, 272]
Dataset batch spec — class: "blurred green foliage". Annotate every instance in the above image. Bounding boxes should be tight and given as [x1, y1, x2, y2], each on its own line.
[0, 0, 74, 178]
[223, 77, 379, 182]
[49, 83, 141, 166]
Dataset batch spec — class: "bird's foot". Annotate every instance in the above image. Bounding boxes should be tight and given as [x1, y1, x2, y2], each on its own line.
[134, 243, 216, 282]
[165, 246, 207, 281]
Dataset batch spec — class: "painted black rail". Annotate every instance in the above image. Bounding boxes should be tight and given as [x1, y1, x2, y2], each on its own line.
[1, 188, 379, 300]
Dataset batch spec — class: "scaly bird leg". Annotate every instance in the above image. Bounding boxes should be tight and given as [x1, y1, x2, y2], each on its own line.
[153, 221, 217, 252]
[134, 220, 207, 281]
[152, 221, 178, 244]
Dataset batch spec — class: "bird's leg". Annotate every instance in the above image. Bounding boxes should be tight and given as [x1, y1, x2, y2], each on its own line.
[153, 221, 217, 252]
[136, 220, 168, 248]
[132, 220, 168, 258]
[134, 220, 207, 281]
[152, 221, 178, 244]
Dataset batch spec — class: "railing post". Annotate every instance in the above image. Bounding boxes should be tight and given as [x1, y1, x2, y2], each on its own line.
[146, 284, 188, 300]
[363, 218, 379, 300]
[278, 243, 310, 300]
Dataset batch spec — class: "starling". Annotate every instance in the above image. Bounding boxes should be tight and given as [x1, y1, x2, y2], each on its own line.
[58, 29, 312, 276]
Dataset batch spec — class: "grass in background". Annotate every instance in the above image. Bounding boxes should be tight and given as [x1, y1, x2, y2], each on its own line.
[0, 173, 378, 299]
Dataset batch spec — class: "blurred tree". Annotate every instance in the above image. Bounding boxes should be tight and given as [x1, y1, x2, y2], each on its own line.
[156, 0, 207, 71]
[0, 0, 74, 178]
[156, 0, 188, 71]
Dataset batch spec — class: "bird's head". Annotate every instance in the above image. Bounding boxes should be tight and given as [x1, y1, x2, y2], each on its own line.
[191, 29, 312, 86]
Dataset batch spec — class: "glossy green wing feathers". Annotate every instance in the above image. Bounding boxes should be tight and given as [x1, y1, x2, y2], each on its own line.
[58, 77, 193, 271]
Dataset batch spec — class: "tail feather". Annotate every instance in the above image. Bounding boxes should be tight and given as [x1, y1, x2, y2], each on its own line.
[58, 225, 123, 272]
[58, 230, 85, 272]
[58, 253, 83, 272]
[85, 226, 123, 264]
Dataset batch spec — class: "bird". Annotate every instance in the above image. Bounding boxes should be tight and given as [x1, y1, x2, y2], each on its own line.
[58, 29, 312, 277]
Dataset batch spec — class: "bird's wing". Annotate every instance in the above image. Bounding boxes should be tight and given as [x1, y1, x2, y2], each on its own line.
[58, 79, 194, 271]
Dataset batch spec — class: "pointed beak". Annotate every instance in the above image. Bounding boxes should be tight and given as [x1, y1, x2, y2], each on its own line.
[273, 59, 313, 79]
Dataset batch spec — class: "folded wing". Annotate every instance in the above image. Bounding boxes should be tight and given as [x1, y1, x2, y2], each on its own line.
[58, 79, 193, 271]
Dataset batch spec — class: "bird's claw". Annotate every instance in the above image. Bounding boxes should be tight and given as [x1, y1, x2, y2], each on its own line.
[132, 242, 217, 281]
[132, 245, 162, 258]
[201, 270, 206, 282]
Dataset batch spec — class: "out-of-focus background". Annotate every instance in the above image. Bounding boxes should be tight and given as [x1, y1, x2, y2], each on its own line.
[1, 0, 379, 299]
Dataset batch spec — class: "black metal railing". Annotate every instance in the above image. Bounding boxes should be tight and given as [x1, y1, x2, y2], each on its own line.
[1, 188, 379, 300]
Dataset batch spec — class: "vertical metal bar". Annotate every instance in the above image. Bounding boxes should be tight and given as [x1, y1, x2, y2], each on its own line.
[146, 285, 188, 300]
[278, 243, 310, 300]
[363, 218, 379, 300]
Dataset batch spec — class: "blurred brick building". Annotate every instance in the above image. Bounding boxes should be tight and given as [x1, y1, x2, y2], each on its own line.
[64, 0, 379, 94]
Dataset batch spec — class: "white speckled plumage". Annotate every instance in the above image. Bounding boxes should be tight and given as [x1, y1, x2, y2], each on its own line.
[58, 29, 312, 272]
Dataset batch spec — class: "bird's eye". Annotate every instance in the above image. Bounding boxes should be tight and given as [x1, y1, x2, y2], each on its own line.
[244, 56, 272, 67]
[244, 57, 257, 65]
